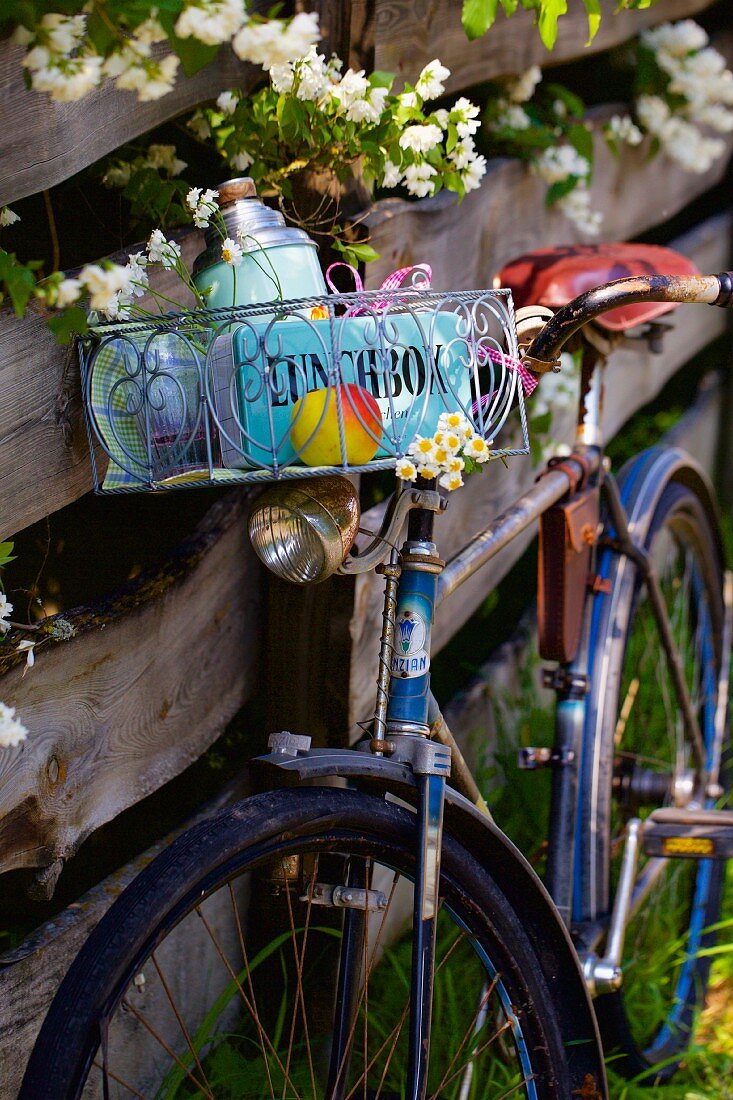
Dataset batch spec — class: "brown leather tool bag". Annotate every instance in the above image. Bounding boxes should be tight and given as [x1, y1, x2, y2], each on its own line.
[537, 458, 599, 664]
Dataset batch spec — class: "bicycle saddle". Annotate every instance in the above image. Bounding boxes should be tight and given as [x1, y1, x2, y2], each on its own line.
[496, 243, 700, 332]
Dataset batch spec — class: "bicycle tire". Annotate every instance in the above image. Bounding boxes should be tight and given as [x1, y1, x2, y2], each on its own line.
[21, 786, 574, 1099]
[576, 478, 726, 1081]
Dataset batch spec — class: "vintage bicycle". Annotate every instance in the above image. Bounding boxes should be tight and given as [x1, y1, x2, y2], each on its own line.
[19, 246, 733, 1098]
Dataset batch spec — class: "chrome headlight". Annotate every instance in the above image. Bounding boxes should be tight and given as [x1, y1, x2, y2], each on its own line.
[248, 475, 360, 584]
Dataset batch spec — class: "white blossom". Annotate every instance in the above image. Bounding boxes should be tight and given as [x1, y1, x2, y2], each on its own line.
[17, 640, 35, 670]
[125, 253, 149, 298]
[415, 59, 450, 102]
[270, 62, 295, 93]
[146, 230, 182, 269]
[187, 187, 219, 228]
[381, 160, 403, 188]
[187, 109, 212, 140]
[330, 68, 370, 109]
[450, 97, 481, 138]
[535, 145, 590, 184]
[399, 123, 442, 154]
[556, 185, 603, 236]
[230, 150, 254, 171]
[233, 12, 320, 71]
[0, 594, 12, 633]
[491, 103, 531, 131]
[114, 54, 179, 101]
[346, 86, 387, 124]
[175, 0, 246, 46]
[0, 702, 27, 749]
[396, 458, 418, 481]
[605, 114, 643, 146]
[80, 263, 136, 312]
[461, 154, 487, 193]
[221, 237, 244, 266]
[692, 103, 733, 132]
[507, 65, 542, 103]
[55, 278, 83, 307]
[439, 470, 464, 491]
[641, 20, 708, 59]
[636, 94, 671, 133]
[399, 91, 418, 109]
[145, 144, 187, 176]
[293, 47, 332, 101]
[102, 163, 132, 187]
[217, 90, 239, 115]
[0, 207, 20, 227]
[403, 161, 437, 197]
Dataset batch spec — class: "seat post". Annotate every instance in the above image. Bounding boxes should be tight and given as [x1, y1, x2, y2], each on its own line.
[576, 346, 605, 449]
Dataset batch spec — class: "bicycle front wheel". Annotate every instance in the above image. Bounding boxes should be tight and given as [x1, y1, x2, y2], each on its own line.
[577, 478, 726, 1081]
[22, 786, 574, 1099]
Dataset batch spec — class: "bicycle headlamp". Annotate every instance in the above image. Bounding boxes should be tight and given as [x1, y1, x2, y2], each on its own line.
[248, 475, 360, 584]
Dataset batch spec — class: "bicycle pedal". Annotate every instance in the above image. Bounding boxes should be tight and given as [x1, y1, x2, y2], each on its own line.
[518, 746, 575, 769]
[642, 807, 733, 859]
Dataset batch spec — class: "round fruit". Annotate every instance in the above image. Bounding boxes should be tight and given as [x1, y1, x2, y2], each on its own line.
[290, 383, 383, 466]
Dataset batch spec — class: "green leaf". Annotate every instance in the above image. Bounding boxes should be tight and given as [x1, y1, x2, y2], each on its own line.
[0, 248, 40, 317]
[537, 0, 567, 50]
[462, 0, 500, 40]
[0, 542, 16, 570]
[545, 175, 579, 205]
[47, 306, 88, 344]
[157, 9, 219, 76]
[582, 0, 601, 43]
[566, 123, 593, 165]
[334, 241, 380, 265]
[85, 8, 118, 54]
[277, 95, 305, 145]
[369, 70, 394, 90]
[544, 82, 585, 120]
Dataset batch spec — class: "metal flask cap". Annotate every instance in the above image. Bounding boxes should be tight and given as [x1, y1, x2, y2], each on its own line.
[202, 176, 315, 253]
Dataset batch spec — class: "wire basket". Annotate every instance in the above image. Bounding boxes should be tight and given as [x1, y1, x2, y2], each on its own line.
[80, 287, 528, 493]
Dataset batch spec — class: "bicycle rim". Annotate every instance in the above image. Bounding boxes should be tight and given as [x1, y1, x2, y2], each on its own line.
[578, 481, 726, 1079]
[21, 787, 571, 1099]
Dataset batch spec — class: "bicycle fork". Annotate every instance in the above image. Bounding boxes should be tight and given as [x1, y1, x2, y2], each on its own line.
[371, 501, 451, 1100]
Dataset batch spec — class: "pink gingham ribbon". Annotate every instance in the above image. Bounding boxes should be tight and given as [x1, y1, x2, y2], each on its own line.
[477, 345, 538, 396]
[325, 262, 432, 315]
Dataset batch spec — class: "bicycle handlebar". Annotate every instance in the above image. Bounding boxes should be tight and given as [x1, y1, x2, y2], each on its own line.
[525, 270, 733, 371]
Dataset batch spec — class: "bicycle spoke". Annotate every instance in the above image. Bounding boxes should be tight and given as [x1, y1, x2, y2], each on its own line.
[227, 880, 277, 1100]
[119, 997, 214, 1098]
[194, 902, 303, 1098]
[150, 952, 212, 1093]
[434, 1018, 514, 1094]
[281, 854, 319, 1100]
[92, 1060, 149, 1099]
[430, 975, 499, 1096]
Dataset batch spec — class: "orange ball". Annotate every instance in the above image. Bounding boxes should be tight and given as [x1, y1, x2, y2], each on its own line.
[291, 383, 383, 466]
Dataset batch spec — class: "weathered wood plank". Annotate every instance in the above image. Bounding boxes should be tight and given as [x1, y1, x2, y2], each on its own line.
[348, 211, 733, 734]
[0, 45, 261, 208]
[0, 490, 262, 876]
[375, 0, 717, 91]
[3, 90, 730, 543]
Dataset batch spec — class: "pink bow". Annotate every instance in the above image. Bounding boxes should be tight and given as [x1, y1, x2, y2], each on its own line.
[325, 262, 432, 315]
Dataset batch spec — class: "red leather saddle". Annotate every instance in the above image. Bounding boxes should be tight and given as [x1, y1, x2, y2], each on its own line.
[496, 243, 699, 332]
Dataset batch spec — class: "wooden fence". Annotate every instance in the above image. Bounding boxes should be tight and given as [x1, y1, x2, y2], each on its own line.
[0, 0, 731, 1088]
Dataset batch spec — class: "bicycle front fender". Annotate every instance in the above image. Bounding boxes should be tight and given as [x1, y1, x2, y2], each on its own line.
[256, 745, 608, 1096]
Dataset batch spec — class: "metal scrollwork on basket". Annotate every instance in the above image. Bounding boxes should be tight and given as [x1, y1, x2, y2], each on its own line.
[79, 288, 528, 494]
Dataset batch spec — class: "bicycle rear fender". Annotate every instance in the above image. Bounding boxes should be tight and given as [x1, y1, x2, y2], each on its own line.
[611, 444, 723, 563]
[256, 746, 608, 1096]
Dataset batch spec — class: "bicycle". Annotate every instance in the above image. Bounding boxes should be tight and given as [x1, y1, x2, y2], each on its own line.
[18, 248, 733, 1099]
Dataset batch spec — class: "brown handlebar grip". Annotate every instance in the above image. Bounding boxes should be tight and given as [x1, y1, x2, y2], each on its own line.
[716, 272, 733, 306]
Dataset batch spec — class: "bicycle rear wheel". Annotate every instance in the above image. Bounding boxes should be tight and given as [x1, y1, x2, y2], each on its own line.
[577, 478, 727, 1081]
[22, 786, 574, 1099]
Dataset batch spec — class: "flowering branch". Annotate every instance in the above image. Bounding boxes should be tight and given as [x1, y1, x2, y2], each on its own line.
[3, 3, 321, 104]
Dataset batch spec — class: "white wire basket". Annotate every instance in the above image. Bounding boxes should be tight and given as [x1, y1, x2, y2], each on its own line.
[80, 287, 529, 493]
